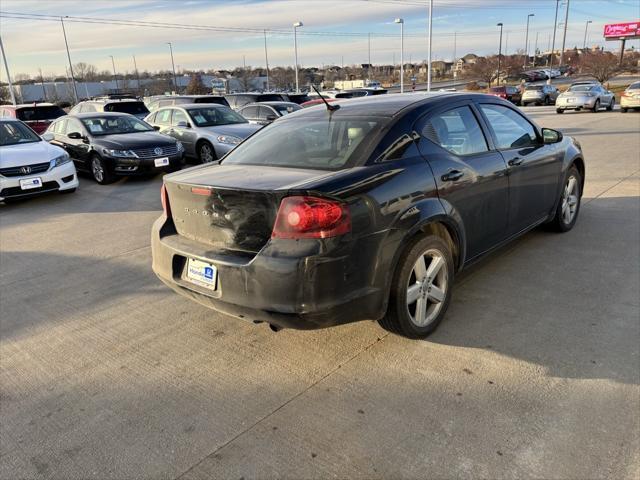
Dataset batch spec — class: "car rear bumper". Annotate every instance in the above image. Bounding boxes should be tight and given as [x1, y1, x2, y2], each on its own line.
[0, 161, 78, 201]
[151, 217, 385, 329]
[556, 97, 597, 109]
[620, 96, 640, 108]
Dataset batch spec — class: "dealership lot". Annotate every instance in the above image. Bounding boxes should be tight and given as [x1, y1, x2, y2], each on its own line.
[1, 107, 639, 479]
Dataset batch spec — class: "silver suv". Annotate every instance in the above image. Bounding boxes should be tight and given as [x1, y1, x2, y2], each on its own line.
[521, 84, 560, 106]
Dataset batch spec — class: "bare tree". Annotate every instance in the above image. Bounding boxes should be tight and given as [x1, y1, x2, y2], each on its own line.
[462, 56, 500, 85]
[185, 73, 208, 94]
[579, 51, 620, 83]
[74, 62, 98, 81]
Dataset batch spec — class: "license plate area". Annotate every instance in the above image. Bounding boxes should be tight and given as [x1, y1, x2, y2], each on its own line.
[185, 258, 217, 290]
[154, 157, 169, 167]
[19, 177, 42, 190]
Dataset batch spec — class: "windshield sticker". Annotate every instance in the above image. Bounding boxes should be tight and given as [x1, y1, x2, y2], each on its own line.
[88, 124, 104, 133]
[193, 114, 207, 123]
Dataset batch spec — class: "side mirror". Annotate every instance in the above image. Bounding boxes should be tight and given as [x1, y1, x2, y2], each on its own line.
[67, 131, 83, 139]
[542, 128, 563, 144]
[41, 132, 54, 142]
[152, 125, 161, 131]
[266, 115, 277, 121]
[176, 121, 190, 128]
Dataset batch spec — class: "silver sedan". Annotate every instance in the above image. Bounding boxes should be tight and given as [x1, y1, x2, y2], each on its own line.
[144, 104, 262, 163]
[556, 84, 615, 114]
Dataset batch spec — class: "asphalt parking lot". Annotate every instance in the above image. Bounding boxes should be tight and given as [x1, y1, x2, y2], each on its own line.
[1, 106, 639, 479]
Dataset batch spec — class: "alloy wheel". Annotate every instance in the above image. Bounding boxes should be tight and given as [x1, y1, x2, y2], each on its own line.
[406, 249, 448, 327]
[561, 175, 579, 225]
[92, 157, 104, 183]
[200, 143, 215, 163]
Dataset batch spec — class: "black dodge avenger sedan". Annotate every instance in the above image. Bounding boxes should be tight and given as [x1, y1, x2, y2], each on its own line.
[47, 113, 184, 184]
[151, 93, 584, 338]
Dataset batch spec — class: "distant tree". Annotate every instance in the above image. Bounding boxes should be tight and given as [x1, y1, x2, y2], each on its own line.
[185, 73, 208, 94]
[74, 62, 98, 81]
[579, 51, 620, 83]
[462, 56, 500, 85]
[0, 84, 11, 103]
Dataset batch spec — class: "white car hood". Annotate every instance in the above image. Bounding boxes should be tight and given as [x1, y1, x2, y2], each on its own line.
[0, 141, 65, 169]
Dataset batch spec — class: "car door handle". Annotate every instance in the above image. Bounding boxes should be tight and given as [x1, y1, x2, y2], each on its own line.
[508, 157, 524, 166]
[441, 170, 464, 182]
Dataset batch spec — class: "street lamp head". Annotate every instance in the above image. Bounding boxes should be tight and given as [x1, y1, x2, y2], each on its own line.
[394, 18, 404, 24]
[497, 23, 503, 27]
[587, 20, 592, 24]
[528, 13, 535, 17]
[293, 21, 303, 28]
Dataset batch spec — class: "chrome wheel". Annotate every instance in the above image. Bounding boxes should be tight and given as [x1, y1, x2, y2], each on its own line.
[561, 175, 579, 225]
[406, 249, 448, 327]
[91, 157, 104, 183]
[199, 143, 215, 163]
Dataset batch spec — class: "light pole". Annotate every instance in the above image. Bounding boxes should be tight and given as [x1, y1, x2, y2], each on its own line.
[167, 42, 177, 93]
[132, 55, 141, 93]
[524, 13, 534, 68]
[394, 18, 404, 93]
[60, 16, 78, 103]
[293, 21, 303, 93]
[583, 20, 592, 50]
[427, 0, 433, 92]
[549, 0, 560, 67]
[497, 23, 504, 87]
[533, 31, 539, 66]
[559, 0, 570, 67]
[263, 29, 270, 91]
[109, 55, 118, 91]
[0, 35, 16, 105]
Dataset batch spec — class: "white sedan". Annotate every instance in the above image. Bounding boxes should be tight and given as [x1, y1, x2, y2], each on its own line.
[0, 118, 78, 203]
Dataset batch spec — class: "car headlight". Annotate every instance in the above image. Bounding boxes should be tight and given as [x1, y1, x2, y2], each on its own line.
[176, 141, 184, 152]
[103, 149, 138, 158]
[52, 153, 71, 168]
[217, 135, 242, 146]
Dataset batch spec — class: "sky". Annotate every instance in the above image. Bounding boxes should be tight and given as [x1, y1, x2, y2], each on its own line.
[1, 0, 638, 79]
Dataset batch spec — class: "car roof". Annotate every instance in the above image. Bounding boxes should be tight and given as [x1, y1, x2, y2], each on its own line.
[0, 117, 21, 122]
[171, 103, 228, 110]
[2, 103, 59, 109]
[242, 101, 299, 107]
[66, 112, 138, 118]
[290, 92, 455, 118]
[84, 98, 143, 103]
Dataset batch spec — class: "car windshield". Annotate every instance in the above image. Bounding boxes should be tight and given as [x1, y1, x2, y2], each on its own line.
[104, 102, 149, 114]
[627, 82, 640, 90]
[568, 85, 595, 92]
[223, 117, 384, 170]
[525, 86, 544, 91]
[0, 121, 41, 146]
[16, 105, 66, 121]
[188, 107, 247, 127]
[272, 104, 301, 116]
[81, 115, 154, 135]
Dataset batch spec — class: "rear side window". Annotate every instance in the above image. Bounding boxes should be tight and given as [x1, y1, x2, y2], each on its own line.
[171, 109, 188, 126]
[52, 119, 67, 134]
[422, 106, 488, 156]
[240, 106, 258, 118]
[155, 109, 172, 125]
[480, 104, 538, 150]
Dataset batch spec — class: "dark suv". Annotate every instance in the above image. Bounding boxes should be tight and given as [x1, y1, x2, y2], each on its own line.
[69, 98, 150, 120]
[146, 95, 229, 112]
[152, 93, 585, 338]
[224, 93, 288, 110]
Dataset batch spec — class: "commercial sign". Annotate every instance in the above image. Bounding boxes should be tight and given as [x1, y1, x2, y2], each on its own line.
[603, 21, 640, 40]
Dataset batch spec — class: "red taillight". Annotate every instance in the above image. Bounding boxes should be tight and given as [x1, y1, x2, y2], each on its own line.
[272, 196, 351, 239]
[160, 184, 171, 217]
[499, 93, 507, 98]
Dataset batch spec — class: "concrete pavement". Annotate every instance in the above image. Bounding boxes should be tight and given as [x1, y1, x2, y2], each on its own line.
[1, 107, 639, 479]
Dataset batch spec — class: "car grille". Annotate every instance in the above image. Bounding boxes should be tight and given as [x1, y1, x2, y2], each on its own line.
[0, 161, 51, 177]
[0, 181, 59, 198]
[132, 145, 178, 158]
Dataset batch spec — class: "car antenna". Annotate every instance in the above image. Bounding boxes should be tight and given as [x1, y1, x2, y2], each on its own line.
[311, 85, 339, 112]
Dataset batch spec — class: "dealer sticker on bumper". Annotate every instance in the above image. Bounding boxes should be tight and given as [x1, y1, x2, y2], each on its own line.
[186, 258, 217, 290]
[154, 157, 169, 167]
[19, 177, 42, 190]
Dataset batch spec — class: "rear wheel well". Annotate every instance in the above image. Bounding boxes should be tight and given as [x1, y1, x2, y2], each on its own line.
[418, 222, 461, 272]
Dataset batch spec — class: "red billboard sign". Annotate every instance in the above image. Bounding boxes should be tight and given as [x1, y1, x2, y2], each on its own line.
[604, 21, 640, 40]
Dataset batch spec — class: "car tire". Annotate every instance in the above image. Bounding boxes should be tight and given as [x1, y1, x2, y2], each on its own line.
[551, 165, 582, 233]
[621, 107, 628, 113]
[90, 154, 115, 185]
[591, 100, 600, 113]
[556, 108, 564, 114]
[197, 141, 217, 164]
[379, 234, 454, 339]
[606, 99, 614, 111]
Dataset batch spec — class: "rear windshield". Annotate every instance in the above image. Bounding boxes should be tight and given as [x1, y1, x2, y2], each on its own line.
[104, 102, 149, 115]
[525, 86, 544, 91]
[257, 94, 285, 102]
[16, 105, 66, 121]
[223, 116, 385, 170]
[193, 97, 229, 106]
[568, 85, 595, 92]
[0, 121, 42, 146]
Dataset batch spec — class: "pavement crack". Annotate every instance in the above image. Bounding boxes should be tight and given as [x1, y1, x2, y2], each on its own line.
[174, 332, 389, 480]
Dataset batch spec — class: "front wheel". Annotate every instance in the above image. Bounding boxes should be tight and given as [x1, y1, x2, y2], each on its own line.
[606, 98, 614, 111]
[621, 107, 628, 113]
[379, 234, 454, 339]
[551, 165, 582, 232]
[591, 100, 600, 113]
[90, 155, 115, 185]
[556, 108, 564, 114]
[197, 141, 217, 164]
